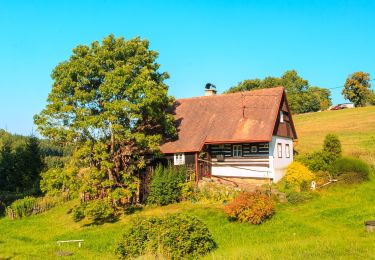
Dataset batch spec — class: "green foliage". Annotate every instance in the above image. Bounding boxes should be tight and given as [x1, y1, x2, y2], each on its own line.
[72, 204, 85, 222]
[6, 196, 36, 219]
[323, 134, 342, 158]
[0, 200, 5, 216]
[309, 86, 332, 110]
[197, 181, 241, 203]
[84, 199, 115, 223]
[34, 35, 177, 203]
[332, 157, 370, 182]
[225, 70, 331, 113]
[114, 213, 216, 259]
[342, 71, 371, 107]
[0, 133, 44, 194]
[285, 161, 315, 191]
[286, 191, 316, 204]
[366, 91, 375, 105]
[147, 164, 187, 206]
[5, 195, 64, 219]
[179, 181, 195, 201]
[297, 134, 342, 175]
[71, 199, 115, 224]
[224, 192, 275, 224]
[40, 166, 81, 197]
[297, 151, 335, 173]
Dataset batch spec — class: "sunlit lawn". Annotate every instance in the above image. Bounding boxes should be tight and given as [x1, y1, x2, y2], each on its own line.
[1, 177, 375, 259]
[294, 106, 375, 166]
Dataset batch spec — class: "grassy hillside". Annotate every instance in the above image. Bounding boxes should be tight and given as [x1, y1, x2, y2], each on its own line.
[1, 106, 374, 259]
[294, 106, 375, 166]
[1, 178, 375, 259]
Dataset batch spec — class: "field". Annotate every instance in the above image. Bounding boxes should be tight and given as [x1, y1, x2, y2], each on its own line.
[1, 178, 375, 259]
[1, 106, 375, 259]
[294, 106, 375, 166]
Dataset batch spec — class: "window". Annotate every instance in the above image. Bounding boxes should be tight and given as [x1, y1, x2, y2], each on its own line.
[259, 143, 269, 153]
[277, 143, 282, 158]
[280, 111, 284, 123]
[233, 145, 242, 157]
[251, 145, 257, 153]
[174, 153, 185, 165]
[285, 144, 290, 158]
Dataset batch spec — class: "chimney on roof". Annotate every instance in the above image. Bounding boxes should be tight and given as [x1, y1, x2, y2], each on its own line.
[205, 83, 217, 96]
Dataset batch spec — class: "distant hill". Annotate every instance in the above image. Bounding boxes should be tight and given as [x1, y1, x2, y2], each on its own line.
[293, 106, 375, 166]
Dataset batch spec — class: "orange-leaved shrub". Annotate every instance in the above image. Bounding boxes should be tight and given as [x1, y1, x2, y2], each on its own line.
[224, 192, 275, 224]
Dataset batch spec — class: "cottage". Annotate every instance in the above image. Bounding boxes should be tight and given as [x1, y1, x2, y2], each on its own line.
[160, 86, 297, 183]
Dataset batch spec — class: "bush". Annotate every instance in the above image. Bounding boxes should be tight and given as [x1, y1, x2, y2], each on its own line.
[6, 195, 65, 219]
[297, 134, 342, 174]
[323, 134, 342, 158]
[72, 204, 86, 222]
[114, 214, 216, 259]
[147, 164, 187, 206]
[71, 199, 115, 224]
[285, 161, 315, 191]
[224, 192, 275, 224]
[84, 199, 115, 223]
[332, 157, 370, 182]
[6, 196, 36, 219]
[297, 151, 335, 173]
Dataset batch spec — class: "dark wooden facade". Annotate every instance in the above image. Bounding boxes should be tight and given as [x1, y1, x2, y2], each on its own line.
[273, 95, 297, 139]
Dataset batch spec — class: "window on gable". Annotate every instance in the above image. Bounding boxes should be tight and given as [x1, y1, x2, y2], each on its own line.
[280, 111, 284, 123]
[233, 145, 242, 157]
[277, 143, 282, 158]
[174, 153, 185, 165]
[285, 144, 290, 158]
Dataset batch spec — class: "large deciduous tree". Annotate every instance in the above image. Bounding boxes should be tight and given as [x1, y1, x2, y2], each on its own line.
[34, 35, 176, 201]
[342, 72, 372, 107]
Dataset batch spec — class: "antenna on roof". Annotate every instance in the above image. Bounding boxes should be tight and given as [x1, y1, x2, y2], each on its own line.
[241, 93, 245, 119]
[204, 83, 217, 96]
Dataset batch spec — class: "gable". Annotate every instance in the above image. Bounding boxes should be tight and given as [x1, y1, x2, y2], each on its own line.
[273, 93, 298, 139]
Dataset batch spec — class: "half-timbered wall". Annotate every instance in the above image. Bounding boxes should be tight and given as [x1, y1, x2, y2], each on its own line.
[209, 143, 269, 158]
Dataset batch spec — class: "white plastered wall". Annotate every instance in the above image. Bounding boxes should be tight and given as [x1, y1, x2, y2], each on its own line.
[269, 136, 294, 182]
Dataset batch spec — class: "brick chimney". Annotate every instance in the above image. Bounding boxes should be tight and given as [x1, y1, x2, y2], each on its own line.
[205, 89, 217, 96]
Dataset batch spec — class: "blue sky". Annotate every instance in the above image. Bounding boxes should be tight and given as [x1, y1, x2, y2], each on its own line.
[0, 0, 374, 135]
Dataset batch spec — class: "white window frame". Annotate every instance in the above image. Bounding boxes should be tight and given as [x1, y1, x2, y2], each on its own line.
[232, 145, 242, 157]
[280, 111, 284, 123]
[251, 145, 258, 153]
[285, 144, 290, 158]
[277, 143, 282, 158]
[174, 153, 185, 165]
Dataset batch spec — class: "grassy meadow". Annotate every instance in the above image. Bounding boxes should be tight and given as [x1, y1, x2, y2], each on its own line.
[293, 106, 375, 166]
[1, 178, 375, 259]
[1, 106, 375, 259]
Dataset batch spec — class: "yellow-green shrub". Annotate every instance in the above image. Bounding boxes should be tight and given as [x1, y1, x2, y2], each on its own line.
[286, 162, 315, 191]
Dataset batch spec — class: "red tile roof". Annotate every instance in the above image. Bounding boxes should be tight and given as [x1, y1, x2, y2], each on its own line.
[160, 86, 286, 154]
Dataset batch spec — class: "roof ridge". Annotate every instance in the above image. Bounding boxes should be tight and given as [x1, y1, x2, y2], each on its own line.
[175, 86, 284, 101]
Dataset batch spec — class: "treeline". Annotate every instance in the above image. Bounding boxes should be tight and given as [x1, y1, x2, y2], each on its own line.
[0, 129, 70, 196]
[226, 70, 331, 114]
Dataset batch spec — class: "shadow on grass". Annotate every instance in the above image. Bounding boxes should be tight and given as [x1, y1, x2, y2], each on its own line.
[81, 214, 120, 227]
[124, 205, 143, 215]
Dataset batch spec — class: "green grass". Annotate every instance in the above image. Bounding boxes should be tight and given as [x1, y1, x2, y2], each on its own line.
[1, 178, 375, 259]
[294, 106, 375, 166]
